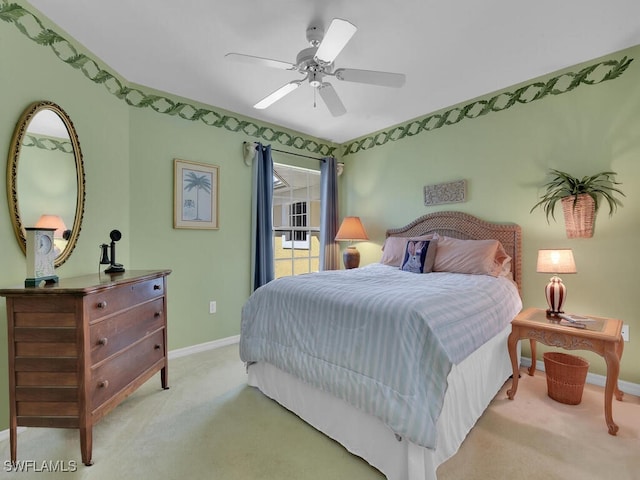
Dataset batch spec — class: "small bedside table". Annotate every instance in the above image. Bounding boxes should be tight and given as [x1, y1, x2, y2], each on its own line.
[506, 307, 624, 435]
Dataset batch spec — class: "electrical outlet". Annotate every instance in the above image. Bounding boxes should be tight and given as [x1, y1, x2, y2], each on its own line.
[209, 301, 217, 314]
[621, 324, 629, 342]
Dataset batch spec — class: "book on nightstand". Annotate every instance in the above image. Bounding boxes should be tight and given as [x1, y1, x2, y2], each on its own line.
[559, 313, 596, 323]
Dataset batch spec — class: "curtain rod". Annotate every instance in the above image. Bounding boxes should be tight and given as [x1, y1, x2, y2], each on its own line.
[244, 141, 326, 162]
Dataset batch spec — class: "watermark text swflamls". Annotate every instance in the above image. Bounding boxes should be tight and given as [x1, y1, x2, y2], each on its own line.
[4, 459, 78, 472]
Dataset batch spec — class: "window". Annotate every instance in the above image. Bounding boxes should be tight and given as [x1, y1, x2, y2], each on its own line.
[272, 163, 320, 278]
[289, 201, 307, 243]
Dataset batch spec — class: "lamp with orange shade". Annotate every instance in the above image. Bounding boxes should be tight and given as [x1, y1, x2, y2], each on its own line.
[35, 214, 67, 239]
[35, 214, 70, 254]
[334, 216, 369, 269]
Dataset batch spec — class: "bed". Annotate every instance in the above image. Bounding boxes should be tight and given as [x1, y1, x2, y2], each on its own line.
[240, 211, 522, 480]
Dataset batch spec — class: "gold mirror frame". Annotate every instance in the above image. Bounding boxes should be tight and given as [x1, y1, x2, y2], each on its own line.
[7, 101, 85, 267]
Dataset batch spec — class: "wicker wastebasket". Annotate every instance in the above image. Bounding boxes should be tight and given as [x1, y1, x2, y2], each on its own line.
[543, 352, 589, 405]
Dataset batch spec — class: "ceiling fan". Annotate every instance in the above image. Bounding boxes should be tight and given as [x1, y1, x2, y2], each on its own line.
[225, 18, 406, 117]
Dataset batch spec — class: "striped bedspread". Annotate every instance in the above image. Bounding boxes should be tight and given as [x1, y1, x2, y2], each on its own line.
[239, 263, 522, 449]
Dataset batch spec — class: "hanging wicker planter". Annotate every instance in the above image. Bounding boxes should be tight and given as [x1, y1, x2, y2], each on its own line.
[530, 169, 625, 239]
[561, 193, 596, 238]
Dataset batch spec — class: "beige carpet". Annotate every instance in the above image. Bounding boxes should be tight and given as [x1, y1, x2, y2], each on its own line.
[1, 344, 638, 479]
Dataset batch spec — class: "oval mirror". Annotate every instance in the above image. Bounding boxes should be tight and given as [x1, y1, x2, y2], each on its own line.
[7, 101, 85, 267]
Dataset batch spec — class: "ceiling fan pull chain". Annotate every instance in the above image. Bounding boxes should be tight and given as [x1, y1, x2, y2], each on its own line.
[314, 87, 317, 108]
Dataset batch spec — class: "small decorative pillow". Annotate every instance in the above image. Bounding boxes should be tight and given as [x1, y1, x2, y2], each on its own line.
[433, 236, 511, 277]
[380, 234, 436, 267]
[400, 239, 438, 273]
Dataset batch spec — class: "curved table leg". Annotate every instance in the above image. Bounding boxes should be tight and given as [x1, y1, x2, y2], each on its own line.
[603, 342, 621, 436]
[528, 339, 537, 376]
[506, 330, 520, 400]
[614, 339, 624, 401]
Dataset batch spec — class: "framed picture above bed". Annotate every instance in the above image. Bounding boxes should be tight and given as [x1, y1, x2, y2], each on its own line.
[174, 158, 219, 229]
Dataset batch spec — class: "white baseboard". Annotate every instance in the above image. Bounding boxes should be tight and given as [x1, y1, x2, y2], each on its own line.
[168, 334, 240, 359]
[0, 335, 241, 441]
[521, 356, 640, 397]
[0, 427, 26, 443]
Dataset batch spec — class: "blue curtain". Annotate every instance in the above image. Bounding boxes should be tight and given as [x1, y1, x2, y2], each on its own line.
[319, 157, 340, 270]
[251, 143, 274, 291]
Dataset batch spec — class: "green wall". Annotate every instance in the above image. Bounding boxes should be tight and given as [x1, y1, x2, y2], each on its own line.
[341, 47, 640, 384]
[0, 1, 638, 436]
[0, 1, 334, 431]
[0, 1, 131, 432]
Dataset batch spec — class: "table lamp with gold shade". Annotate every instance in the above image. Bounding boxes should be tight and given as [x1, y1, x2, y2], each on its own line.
[335, 216, 369, 269]
[536, 249, 577, 317]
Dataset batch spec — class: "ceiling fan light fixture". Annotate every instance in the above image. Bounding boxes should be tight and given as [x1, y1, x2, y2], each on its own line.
[309, 72, 323, 88]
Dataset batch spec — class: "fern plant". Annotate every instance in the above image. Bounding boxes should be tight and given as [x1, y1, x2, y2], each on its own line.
[530, 169, 625, 222]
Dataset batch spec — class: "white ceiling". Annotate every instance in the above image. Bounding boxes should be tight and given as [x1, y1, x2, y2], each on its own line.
[28, 0, 640, 144]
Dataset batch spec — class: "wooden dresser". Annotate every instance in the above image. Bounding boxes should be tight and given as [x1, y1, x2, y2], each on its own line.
[0, 269, 171, 466]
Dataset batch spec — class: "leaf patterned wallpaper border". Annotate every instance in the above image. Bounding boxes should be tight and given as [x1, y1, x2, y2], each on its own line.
[1, 2, 633, 158]
[342, 56, 633, 156]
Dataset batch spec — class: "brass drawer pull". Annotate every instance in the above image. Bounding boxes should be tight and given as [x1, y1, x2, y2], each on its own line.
[98, 380, 109, 389]
[153, 284, 161, 290]
[154, 311, 162, 317]
[154, 344, 162, 350]
[97, 301, 107, 309]
[98, 337, 108, 346]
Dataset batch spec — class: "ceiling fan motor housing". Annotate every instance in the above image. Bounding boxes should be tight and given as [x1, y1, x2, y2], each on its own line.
[296, 47, 333, 78]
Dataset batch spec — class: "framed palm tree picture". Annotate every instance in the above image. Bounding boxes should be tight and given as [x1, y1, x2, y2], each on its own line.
[174, 158, 219, 229]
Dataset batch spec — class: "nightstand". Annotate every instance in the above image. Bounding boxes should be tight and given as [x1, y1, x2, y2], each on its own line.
[506, 307, 624, 435]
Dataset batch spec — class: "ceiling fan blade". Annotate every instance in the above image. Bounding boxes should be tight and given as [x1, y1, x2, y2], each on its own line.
[318, 82, 347, 117]
[225, 53, 296, 70]
[314, 18, 357, 65]
[254, 81, 302, 109]
[334, 68, 406, 88]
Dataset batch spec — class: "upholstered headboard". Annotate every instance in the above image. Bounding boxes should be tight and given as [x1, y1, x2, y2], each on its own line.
[386, 211, 522, 292]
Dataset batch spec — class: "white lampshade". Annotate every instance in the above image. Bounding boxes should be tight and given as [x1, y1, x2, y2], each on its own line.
[536, 249, 577, 274]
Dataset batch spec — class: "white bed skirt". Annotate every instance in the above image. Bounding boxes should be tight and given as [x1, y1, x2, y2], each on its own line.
[247, 325, 519, 480]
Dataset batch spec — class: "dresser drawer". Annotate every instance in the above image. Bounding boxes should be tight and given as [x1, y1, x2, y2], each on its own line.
[90, 297, 165, 365]
[91, 329, 165, 410]
[87, 278, 165, 323]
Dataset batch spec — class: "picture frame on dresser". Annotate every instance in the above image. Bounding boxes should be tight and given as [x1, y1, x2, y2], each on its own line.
[174, 158, 219, 229]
